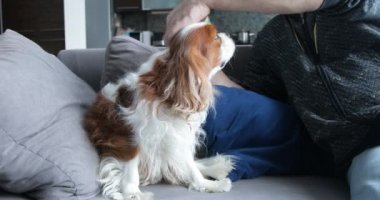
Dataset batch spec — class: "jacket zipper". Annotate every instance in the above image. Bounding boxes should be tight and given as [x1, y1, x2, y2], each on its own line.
[294, 14, 347, 117]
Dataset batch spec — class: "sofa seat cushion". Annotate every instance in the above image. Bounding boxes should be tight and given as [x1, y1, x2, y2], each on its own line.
[144, 176, 349, 200]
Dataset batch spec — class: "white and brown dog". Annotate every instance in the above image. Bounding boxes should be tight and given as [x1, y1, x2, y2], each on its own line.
[84, 22, 236, 200]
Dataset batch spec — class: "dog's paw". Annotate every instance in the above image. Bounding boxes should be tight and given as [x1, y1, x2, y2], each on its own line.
[105, 192, 124, 200]
[124, 192, 154, 200]
[211, 155, 235, 180]
[197, 155, 235, 180]
[212, 178, 232, 193]
[190, 178, 232, 193]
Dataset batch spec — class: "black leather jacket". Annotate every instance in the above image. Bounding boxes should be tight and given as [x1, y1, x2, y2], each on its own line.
[229, 0, 380, 170]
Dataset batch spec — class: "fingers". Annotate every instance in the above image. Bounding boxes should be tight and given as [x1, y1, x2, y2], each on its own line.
[164, 0, 211, 46]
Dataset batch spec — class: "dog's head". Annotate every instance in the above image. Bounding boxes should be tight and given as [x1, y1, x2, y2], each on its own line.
[139, 22, 235, 116]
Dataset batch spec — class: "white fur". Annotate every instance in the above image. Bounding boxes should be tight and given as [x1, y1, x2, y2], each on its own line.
[219, 33, 235, 65]
[196, 155, 236, 181]
[208, 33, 236, 80]
[98, 23, 236, 200]
[98, 157, 123, 200]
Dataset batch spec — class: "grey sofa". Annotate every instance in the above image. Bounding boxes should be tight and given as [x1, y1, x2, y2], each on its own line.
[0, 46, 350, 200]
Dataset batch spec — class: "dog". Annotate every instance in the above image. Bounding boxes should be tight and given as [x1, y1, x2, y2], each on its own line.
[84, 22, 236, 200]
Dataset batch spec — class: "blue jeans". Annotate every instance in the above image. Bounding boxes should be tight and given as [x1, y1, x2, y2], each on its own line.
[348, 145, 380, 200]
[203, 85, 302, 181]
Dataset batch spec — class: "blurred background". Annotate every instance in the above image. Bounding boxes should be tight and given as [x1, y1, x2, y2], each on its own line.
[0, 0, 273, 55]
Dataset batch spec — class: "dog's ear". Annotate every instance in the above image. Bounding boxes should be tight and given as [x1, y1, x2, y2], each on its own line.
[162, 24, 221, 114]
[168, 44, 214, 114]
[138, 24, 223, 115]
[138, 48, 213, 115]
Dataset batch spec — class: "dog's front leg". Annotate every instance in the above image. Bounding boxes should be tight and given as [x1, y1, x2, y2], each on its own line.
[187, 156, 232, 193]
[122, 154, 153, 200]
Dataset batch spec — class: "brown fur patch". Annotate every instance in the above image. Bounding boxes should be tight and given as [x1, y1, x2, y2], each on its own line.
[84, 94, 138, 161]
[116, 86, 135, 108]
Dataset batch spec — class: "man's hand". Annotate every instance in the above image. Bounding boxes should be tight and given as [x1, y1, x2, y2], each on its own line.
[164, 0, 211, 46]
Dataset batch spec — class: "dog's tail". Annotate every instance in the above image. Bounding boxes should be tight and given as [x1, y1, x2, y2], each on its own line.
[98, 157, 124, 200]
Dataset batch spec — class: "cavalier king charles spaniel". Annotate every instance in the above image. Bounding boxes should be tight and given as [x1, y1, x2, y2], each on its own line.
[84, 22, 236, 200]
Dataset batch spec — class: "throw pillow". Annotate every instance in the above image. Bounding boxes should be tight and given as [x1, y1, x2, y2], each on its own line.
[0, 30, 101, 200]
[100, 35, 160, 87]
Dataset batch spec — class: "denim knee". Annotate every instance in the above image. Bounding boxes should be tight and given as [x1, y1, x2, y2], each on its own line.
[348, 146, 380, 200]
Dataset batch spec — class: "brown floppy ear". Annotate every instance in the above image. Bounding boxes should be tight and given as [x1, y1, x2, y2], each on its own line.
[167, 45, 214, 114]
[138, 46, 214, 115]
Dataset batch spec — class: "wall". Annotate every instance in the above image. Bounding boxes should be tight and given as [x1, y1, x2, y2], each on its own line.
[64, 0, 112, 49]
[64, 0, 86, 49]
[85, 0, 112, 48]
[211, 11, 273, 34]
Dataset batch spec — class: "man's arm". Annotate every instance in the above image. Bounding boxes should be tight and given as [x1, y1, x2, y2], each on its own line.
[206, 0, 323, 13]
[164, 0, 324, 43]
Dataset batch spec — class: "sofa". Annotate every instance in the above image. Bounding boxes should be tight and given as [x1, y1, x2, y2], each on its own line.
[0, 30, 350, 200]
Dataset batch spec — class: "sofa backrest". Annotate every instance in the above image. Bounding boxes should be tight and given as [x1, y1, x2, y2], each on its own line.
[57, 45, 252, 92]
[57, 48, 105, 91]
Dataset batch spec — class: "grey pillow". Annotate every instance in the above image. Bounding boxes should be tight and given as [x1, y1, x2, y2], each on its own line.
[100, 35, 160, 87]
[0, 30, 101, 200]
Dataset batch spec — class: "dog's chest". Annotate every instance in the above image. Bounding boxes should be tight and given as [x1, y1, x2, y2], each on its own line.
[126, 102, 207, 183]
[136, 110, 204, 157]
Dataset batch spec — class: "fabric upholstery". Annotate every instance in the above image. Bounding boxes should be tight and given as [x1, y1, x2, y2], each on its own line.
[146, 177, 349, 200]
[57, 48, 106, 92]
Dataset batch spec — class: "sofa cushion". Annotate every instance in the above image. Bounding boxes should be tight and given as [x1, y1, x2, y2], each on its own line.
[144, 176, 349, 200]
[100, 35, 160, 87]
[0, 30, 101, 199]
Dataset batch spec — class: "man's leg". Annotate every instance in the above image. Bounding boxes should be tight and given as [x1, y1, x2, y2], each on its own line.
[348, 146, 380, 200]
[202, 85, 302, 181]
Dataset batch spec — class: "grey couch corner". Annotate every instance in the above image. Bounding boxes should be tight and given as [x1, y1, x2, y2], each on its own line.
[0, 46, 350, 200]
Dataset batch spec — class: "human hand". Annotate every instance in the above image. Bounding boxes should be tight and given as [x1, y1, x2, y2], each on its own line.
[164, 0, 211, 46]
